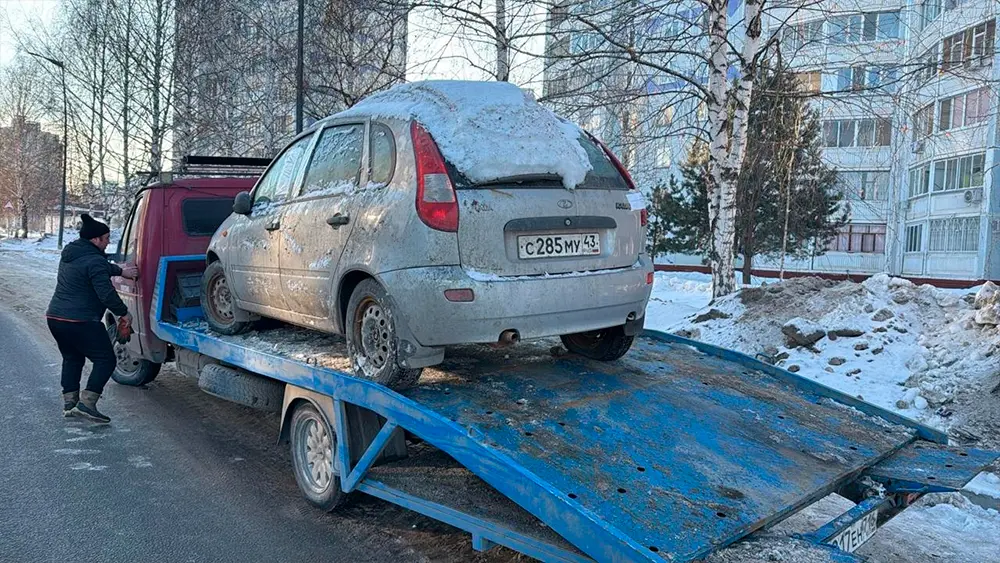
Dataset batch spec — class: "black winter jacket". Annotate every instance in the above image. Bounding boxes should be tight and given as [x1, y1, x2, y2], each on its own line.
[46, 238, 128, 322]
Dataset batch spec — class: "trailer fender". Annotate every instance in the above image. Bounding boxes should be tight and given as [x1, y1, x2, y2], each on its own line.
[278, 385, 337, 445]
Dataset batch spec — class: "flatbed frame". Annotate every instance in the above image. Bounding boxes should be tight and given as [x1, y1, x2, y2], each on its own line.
[150, 256, 998, 562]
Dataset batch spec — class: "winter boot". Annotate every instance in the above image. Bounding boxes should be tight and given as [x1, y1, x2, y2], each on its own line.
[62, 391, 79, 417]
[72, 390, 111, 424]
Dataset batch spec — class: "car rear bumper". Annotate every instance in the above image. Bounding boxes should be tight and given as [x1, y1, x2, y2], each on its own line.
[379, 257, 653, 348]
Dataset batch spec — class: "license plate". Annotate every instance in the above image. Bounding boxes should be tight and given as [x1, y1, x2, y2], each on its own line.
[517, 233, 600, 259]
[827, 509, 880, 553]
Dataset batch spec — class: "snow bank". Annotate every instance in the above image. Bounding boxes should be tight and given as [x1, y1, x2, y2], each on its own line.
[337, 81, 593, 189]
[0, 233, 61, 262]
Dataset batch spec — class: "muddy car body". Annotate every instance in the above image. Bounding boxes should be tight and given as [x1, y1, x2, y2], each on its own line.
[204, 81, 654, 387]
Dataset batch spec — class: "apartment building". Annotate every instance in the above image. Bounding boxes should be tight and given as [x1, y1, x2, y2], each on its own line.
[545, 0, 1000, 282]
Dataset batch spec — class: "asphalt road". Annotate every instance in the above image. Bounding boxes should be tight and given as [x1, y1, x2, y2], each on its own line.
[0, 253, 522, 563]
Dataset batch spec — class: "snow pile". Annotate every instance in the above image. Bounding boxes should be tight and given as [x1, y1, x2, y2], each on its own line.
[337, 80, 593, 189]
[0, 233, 61, 262]
[964, 472, 1000, 500]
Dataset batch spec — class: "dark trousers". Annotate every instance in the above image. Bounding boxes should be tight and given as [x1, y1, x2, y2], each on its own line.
[47, 319, 116, 394]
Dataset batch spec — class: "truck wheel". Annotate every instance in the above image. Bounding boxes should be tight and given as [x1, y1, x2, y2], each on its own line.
[345, 279, 422, 389]
[561, 326, 634, 361]
[106, 322, 161, 386]
[290, 402, 346, 511]
[201, 261, 250, 335]
[197, 364, 283, 412]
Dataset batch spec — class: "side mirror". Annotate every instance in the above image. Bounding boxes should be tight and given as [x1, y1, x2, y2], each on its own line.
[233, 191, 252, 215]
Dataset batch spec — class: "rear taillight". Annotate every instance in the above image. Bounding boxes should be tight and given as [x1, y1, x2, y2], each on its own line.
[411, 121, 459, 232]
[640, 208, 648, 227]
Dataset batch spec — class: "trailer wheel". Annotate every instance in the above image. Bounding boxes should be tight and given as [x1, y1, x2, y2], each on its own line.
[290, 402, 346, 511]
[106, 322, 161, 386]
[345, 279, 422, 389]
[201, 261, 250, 335]
[197, 364, 283, 412]
[561, 325, 634, 361]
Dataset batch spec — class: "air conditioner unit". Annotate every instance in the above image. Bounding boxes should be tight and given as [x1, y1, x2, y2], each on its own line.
[911, 140, 926, 154]
[964, 188, 984, 205]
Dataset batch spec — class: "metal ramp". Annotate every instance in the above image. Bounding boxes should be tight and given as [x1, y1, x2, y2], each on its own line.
[151, 256, 996, 562]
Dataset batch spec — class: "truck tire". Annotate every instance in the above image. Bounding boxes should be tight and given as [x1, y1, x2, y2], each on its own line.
[106, 322, 162, 386]
[201, 261, 250, 335]
[561, 326, 634, 361]
[290, 402, 347, 512]
[345, 279, 422, 390]
[197, 364, 283, 412]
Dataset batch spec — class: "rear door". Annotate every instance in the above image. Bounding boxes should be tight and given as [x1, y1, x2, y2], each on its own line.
[113, 194, 148, 357]
[454, 132, 641, 276]
[279, 121, 367, 322]
[227, 133, 314, 310]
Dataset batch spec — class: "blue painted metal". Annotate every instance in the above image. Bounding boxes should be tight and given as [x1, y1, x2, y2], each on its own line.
[341, 421, 400, 493]
[359, 480, 592, 563]
[642, 331, 949, 444]
[799, 497, 889, 546]
[174, 306, 202, 323]
[148, 255, 991, 562]
[864, 441, 999, 493]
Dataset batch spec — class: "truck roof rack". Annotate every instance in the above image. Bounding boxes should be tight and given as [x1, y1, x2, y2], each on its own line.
[177, 155, 272, 177]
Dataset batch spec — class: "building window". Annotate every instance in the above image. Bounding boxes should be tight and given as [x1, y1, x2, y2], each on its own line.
[830, 11, 900, 43]
[782, 19, 824, 50]
[920, 46, 939, 81]
[942, 19, 996, 71]
[835, 66, 897, 93]
[932, 153, 986, 191]
[909, 164, 931, 197]
[913, 104, 934, 140]
[838, 170, 889, 201]
[824, 119, 891, 147]
[929, 217, 979, 251]
[921, 0, 942, 29]
[570, 32, 601, 53]
[654, 140, 672, 169]
[795, 71, 821, 93]
[905, 224, 924, 252]
[939, 87, 991, 131]
[828, 223, 887, 253]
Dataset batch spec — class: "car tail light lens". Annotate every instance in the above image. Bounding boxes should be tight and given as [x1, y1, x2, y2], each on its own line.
[444, 288, 475, 302]
[646, 272, 654, 285]
[640, 208, 648, 227]
[411, 121, 459, 232]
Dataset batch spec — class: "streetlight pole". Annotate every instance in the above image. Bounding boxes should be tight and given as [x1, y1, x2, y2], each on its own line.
[26, 50, 68, 249]
[295, 0, 304, 134]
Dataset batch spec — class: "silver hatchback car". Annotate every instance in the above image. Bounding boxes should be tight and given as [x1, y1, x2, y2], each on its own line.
[202, 81, 653, 388]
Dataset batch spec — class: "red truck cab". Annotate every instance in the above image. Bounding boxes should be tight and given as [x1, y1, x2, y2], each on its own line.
[109, 169, 263, 385]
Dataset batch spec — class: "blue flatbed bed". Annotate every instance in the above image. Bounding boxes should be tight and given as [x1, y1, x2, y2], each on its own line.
[151, 256, 998, 562]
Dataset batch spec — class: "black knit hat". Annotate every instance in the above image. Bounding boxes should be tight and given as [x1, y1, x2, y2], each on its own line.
[79, 213, 110, 240]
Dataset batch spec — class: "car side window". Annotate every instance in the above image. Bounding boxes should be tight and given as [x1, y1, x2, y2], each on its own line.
[301, 124, 363, 196]
[253, 134, 313, 210]
[123, 196, 146, 263]
[370, 123, 396, 186]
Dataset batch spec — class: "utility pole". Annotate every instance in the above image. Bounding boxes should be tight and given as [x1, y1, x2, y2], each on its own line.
[26, 50, 68, 249]
[295, 0, 305, 134]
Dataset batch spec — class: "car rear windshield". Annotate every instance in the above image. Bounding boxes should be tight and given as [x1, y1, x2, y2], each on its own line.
[451, 133, 630, 191]
[182, 197, 235, 236]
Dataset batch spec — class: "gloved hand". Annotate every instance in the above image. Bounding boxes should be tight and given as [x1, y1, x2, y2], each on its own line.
[116, 315, 133, 344]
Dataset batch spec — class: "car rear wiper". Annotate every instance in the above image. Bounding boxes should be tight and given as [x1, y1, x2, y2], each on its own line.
[473, 174, 564, 188]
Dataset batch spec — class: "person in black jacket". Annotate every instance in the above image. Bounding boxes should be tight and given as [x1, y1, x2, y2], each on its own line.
[46, 214, 138, 423]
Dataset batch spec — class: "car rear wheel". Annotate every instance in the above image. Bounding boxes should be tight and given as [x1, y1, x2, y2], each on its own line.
[345, 279, 422, 389]
[106, 322, 161, 386]
[201, 261, 250, 335]
[560, 326, 634, 361]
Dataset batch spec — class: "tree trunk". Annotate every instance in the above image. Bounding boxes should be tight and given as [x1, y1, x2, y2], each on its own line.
[495, 0, 509, 81]
[742, 252, 752, 285]
[18, 199, 28, 237]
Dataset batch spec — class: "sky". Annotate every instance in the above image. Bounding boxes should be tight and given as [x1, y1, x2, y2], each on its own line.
[0, 0, 59, 66]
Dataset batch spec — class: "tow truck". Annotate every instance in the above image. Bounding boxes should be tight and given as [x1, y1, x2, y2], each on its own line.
[107, 159, 999, 562]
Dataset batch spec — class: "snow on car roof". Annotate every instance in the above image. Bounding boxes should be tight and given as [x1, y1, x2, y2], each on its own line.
[336, 80, 593, 189]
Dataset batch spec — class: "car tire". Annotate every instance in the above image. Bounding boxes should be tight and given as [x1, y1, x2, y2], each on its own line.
[290, 402, 347, 512]
[345, 279, 422, 389]
[201, 261, 250, 335]
[560, 326, 635, 361]
[197, 364, 284, 412]
[106, 322, 162, 386]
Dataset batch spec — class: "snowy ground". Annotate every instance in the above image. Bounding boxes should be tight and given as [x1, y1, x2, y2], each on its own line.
[4, 233, 998, 562]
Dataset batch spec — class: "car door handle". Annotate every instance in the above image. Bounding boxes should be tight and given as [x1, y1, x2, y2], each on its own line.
[265, 220, 280, 231]
[326, 214, 350, 228]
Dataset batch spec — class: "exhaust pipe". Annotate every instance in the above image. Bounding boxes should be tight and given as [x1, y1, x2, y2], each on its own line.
[498, 329, 520, 346]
